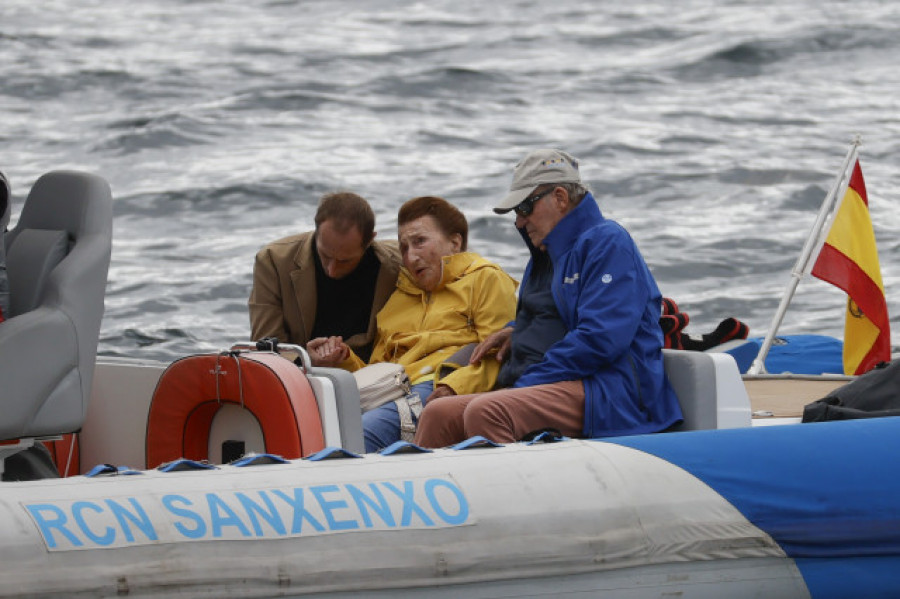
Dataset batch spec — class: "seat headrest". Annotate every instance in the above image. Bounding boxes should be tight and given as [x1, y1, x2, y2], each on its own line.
[14, 171, 109, 238]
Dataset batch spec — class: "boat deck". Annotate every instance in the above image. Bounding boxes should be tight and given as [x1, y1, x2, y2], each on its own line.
[745, 375, 851, 420]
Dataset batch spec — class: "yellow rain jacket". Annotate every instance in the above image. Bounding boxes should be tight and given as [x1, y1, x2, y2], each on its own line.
[342, 252, 517, 395]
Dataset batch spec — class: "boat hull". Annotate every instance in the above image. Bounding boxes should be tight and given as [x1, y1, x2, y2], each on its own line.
[7, 419, 898, 597]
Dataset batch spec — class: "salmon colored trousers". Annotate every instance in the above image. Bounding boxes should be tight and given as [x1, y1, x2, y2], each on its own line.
[413, 380, 585, 448]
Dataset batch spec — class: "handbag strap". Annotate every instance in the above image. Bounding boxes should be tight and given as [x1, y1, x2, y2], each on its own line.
[395, 393, 423, 442]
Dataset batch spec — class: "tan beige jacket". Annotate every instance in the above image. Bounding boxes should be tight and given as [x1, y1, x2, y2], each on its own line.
[248, 231, 401, 356]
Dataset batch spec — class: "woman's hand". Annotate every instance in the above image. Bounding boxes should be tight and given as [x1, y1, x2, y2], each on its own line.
[469, 326, 514, 364]
[425, 384, 456, 403]
[307, 336, 350, 367]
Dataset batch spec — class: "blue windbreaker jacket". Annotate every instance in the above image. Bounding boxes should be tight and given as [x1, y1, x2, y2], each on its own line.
[513, 193, 683, 437]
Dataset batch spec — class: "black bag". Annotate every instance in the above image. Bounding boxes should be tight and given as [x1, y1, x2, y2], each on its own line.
[802, 361, 900, 422]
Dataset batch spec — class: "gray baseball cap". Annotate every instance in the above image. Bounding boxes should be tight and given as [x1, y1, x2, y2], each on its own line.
[494, 149, 582, 214]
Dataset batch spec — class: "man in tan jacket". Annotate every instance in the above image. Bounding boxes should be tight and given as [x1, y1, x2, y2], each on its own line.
[249, 192, 401, 362]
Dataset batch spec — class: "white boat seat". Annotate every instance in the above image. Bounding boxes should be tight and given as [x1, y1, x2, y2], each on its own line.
[663, 349, 751, 431]
[303, 374, 343, 449]
[0, 171, 113, 448]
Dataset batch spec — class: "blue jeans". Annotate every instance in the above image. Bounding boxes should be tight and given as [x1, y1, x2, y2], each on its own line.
[363, 381, 433, 453]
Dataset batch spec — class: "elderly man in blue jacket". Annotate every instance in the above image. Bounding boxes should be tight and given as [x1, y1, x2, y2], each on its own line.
[415, 149, 682, 446]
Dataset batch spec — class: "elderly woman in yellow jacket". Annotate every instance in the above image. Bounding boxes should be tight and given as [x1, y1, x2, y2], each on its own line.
[308, 196, 517, 451]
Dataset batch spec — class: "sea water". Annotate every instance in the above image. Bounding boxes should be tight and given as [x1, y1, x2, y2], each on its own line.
[2, 0, 899, 362]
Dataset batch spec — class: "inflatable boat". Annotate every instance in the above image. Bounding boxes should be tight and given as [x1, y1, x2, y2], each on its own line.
[1, 345, 898, 598]
[2, 171, 898, 597]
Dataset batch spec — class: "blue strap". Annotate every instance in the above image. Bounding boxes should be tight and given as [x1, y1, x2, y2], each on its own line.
[379, 440, 433, 455]
[157, 459, 217, 472]
[525, 431, 569, 445]
[230, 453, 289, 467]
[85, 464, 143, 477]
[305, 447, 362, 461]
[452, 436, 503, 450]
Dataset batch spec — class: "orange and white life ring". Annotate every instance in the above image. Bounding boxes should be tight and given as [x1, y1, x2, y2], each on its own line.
[146, 351, 324, 469]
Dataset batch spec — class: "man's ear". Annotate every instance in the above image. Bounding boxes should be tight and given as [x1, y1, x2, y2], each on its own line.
[554, 187, 572, 212]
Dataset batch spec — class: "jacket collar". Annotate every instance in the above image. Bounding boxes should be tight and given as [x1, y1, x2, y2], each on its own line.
[294, 231, 316, 268]
[543, 192, 603, 262]
[397, 251, 481, 294]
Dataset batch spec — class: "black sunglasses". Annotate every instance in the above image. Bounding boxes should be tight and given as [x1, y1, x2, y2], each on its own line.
[513, 188, 556, 217]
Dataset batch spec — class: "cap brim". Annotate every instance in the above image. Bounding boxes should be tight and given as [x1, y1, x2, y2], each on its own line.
[493, 187, 533, 214]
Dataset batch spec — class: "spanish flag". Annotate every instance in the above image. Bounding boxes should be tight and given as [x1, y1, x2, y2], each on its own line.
[810, 160, 890, 374]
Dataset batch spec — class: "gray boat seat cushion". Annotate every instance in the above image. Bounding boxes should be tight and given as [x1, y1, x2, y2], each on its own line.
[663, 349, 752, 431]
[663, 349, 718, 431]
[0, 170, 113, 442]
[5, 228, 69, 318]
[307, 366, 365, 454]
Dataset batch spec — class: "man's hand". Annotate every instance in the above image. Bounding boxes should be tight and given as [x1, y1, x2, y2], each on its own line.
[469, 326, 514, 364]
[307, 336, 349, 367]
[425, 384, 456, 403]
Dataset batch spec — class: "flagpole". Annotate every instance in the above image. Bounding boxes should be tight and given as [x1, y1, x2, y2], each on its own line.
[747, 138, 861, 375]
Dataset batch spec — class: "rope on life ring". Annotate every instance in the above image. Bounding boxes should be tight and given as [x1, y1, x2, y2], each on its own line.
[145, 351, 324, 469]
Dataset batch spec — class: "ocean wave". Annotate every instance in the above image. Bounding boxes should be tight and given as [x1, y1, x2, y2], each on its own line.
[360, 66, 512, 99]
[223, 85, 342, 113]
[100, 327, 203, 359]
[715, 167, 823, 187]
[671, 25, 900, 81]
[114, 180, 310, 217]
[1, 68, 139, 101]
[92, 110, 228, 155]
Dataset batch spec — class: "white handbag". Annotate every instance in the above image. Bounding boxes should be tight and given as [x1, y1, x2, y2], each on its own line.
[352, 362, 411, 412]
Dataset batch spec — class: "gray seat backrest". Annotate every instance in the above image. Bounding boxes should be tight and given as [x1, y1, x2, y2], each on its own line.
[437, 343, 477, 380]
[663, 349, 718, 431]
[5, 228, 69, 317]
[307, 366, 365, 454]
[0, 171, 113, 441]
[663, 349, 752, 432]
